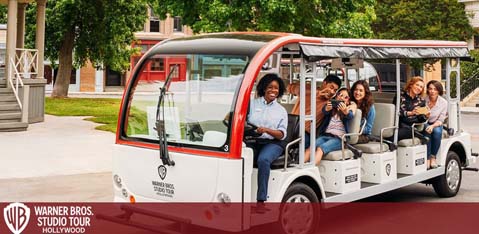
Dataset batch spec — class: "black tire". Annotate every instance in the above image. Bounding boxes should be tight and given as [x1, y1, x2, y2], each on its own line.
[432, 151, 462, 197]
[278, 182, 320, 234]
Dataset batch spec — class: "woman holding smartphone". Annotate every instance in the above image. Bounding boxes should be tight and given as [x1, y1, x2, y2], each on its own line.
[388, 76, 430, 144]
[304, 88, 357, 165]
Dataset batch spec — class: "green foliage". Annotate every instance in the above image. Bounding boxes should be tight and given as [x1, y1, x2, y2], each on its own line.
[461, 50, 479, 80]
[35, 0, 148, 72]
[373, 0, 474, 41]
[0, 5, 6, 24]
[45, 97, 150, 134]
[151, 0, 376, 38]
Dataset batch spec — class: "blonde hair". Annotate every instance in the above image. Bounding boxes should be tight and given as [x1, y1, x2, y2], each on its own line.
[404, 76, 425, 96]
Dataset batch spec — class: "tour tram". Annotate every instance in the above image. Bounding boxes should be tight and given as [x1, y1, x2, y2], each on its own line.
[108, 32, 478, 233]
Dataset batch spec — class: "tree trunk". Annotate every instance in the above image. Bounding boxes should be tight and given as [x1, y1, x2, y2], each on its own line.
[51, 29, 75, 98]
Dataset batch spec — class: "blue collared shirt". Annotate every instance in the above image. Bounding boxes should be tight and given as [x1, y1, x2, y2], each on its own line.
[247, 97, 288, 140]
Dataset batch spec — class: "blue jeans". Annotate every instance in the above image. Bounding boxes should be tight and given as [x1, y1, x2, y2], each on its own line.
[424, 124, 442, 159]
[315, 135, 342, 155]
[254, 143, 284, 201]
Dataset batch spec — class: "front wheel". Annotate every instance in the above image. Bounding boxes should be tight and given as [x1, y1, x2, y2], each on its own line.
[278, 182, 320, 234]
[432, 151, 462, 197]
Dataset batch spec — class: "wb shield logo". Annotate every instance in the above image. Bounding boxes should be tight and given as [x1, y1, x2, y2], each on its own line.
[158, 165, 167, 180]
[386, 163, 391, 176]
[4, 202, 30, 234]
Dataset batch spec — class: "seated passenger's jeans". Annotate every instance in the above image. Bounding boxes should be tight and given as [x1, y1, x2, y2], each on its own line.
[315, 135, 342, 155]
[423, 124, 443, 159]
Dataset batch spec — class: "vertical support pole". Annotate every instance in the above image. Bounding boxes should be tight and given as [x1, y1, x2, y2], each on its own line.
[6, 0, 18, 88]
[36, 0, 47, 79]
[21, 85, 29, 122]
[16, 3, 26, 49]
[456, 58, 461, 132]
[299, 55, 306, 167]
[394, 59, 401, 144]
[310, 61, 317, 165]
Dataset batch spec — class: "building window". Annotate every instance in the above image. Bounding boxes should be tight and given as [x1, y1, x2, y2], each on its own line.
[150, 17, 160, 32]
[140, 44, 149, 53]
[170, 64, 179, 78]
[173, 16, 182, 32]
[474, 35, 479, 49]
[70, 69, 76, 84]
[151, 58, 164, 71]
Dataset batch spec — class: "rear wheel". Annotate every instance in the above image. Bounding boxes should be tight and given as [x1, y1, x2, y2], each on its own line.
[278, 182, 320, 234]
[432, 151, 462, 197]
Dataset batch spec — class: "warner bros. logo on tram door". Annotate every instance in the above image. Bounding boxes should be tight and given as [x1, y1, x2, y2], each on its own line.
[3, 202, 31, 234]
[158, 165, 167, 180]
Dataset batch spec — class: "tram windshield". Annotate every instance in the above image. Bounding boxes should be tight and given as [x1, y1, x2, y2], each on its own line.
[124, 54, 248, 150]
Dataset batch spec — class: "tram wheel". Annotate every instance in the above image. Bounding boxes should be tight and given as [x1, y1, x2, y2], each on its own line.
[278, 182, 320, 234]
[432, 151, 462, 197]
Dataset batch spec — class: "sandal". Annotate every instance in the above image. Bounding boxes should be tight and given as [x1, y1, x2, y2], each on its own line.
[430, 157, 438, 169]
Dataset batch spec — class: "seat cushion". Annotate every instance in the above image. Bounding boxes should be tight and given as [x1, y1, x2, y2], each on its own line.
[323, 149, 354, 161]
[398, 138, 421, 147]
[371, 103, 396, 138]
[346, 109, 362, 144]
[355, 142, 389, 154]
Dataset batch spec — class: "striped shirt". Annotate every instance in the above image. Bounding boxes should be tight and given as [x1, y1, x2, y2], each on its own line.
[325, 114, 346, 137]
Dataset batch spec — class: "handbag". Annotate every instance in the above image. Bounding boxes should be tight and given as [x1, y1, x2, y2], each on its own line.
[357, 134, 370, 144]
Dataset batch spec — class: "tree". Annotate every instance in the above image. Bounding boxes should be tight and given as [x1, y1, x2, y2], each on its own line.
[372, 0, 474, 41]
[38, 0, 148, 98]
[151, 0, 376, 38]
[0, 5, 6, 24]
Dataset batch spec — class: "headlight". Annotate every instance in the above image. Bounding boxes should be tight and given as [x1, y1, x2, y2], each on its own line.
[122, 188, 128, 198]
[113, 174, 122, 188]
[217, 192, 231, 203]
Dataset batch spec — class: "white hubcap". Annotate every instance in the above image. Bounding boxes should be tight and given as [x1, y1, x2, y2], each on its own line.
[281, 195, 314, 234]
[446, 159, 460, 191]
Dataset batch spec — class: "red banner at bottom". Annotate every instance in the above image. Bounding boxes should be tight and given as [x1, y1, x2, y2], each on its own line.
[0, 202, 476, 234]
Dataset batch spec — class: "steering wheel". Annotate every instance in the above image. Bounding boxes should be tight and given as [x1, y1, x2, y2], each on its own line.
[222, 118, 260, 137]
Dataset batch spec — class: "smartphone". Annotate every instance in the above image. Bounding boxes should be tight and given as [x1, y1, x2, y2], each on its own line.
[416, 106, 429, 115]
[330, 99, 343, 108]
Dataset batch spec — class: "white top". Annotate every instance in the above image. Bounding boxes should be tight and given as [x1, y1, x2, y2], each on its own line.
[426, 95, 448, 124]
[248, 97, 288, 140]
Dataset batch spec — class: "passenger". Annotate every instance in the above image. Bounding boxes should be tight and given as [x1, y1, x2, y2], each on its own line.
[387, 76, 429, 144]
[304, 88, 357, 165]
[246, 74, 288, 207]
[350, 80, 375, 143]
[287, 75, 342, 148]
[424, 80, 448, 169]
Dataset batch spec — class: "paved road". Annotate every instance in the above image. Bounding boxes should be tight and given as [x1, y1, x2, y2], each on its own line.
[0, 115, 114, 202]
[0, 113, 478, 202]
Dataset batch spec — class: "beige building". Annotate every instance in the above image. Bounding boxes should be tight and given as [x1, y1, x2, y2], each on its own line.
[459, 0, 479, 49]
[47, 8, 193, 93]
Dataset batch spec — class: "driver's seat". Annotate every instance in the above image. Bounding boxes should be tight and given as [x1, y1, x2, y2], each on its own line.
[270, 114, 300, 169]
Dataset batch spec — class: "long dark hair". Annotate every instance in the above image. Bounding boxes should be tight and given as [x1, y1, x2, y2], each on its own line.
[350, 80, 374, 119]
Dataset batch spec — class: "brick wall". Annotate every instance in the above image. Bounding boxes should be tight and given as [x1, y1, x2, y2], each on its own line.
[79, 61, 96, 92]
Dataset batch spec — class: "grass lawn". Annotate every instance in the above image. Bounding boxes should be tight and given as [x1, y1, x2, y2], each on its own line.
[45, 97, 121, 133]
